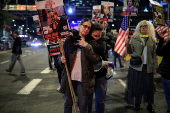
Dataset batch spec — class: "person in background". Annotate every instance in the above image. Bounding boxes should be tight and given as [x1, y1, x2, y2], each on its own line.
[125, 20, 158, 113]
[101, 5, 113, 19]
[112, 32, 124, 68]
[48, 39, 64, 91]
[99, 21, 112, 60]
[93, 9, 100, 18]
[47, 40, 54, 70]
[6, 30, 25, 75]
[156, 31, 170, 113]
[125, 0, 137, 12]
[58, 18, 101, 113]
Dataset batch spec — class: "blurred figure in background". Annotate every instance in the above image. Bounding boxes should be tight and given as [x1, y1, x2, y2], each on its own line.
[112, 32, 124, 68]
[6, 30, 25, 75]
[156, 31, 170, 113]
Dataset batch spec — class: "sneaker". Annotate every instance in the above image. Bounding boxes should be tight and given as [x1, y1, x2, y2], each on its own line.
[20, 72, 25, 76]
[6, 69, 11, 74]
[147, 105, 156, 113]
[57, 86, 61, 92]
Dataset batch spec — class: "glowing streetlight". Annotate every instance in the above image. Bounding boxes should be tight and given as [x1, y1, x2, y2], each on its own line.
[68, 8, 73, 13]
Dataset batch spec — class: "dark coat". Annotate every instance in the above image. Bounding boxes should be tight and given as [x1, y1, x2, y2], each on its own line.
[11, 35, 22, 55]
[87, 35, 108, 78]
[58, 34, 102, 96]
[156, 38, 170, 80]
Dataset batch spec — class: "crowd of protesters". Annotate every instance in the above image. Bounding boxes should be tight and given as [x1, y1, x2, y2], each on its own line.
[46, 18, 170, 113]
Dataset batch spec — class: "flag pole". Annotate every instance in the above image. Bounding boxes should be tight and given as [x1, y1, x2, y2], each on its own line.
[62, 5, 80, 112]
[168, 3, 170, 40]
[124, 16, 130, 71]
[57, 38, 79, 113]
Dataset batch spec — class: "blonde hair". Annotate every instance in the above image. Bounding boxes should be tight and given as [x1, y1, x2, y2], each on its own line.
[132, 20, 157, 43]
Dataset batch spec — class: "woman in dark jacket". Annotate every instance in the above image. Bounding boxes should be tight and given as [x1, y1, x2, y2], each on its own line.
[59, 18, 101, 113]
[156, 32, 170, 113]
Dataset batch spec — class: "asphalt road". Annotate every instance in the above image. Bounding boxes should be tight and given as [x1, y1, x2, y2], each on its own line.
[0, 46, 168, 113]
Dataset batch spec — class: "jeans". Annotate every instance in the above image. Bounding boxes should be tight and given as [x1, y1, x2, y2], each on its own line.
[162, 77, 170, 112]
[88, 76, 108, 113]
[113, 51, 123, 66]
[64, 81, 88, 113]
[53, 55, 62, 84]
[8, 53, 25, 73]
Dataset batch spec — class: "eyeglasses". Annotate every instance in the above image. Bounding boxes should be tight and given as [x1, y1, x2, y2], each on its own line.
[83, 25, 91, 30]
[140, 25, 148, 28]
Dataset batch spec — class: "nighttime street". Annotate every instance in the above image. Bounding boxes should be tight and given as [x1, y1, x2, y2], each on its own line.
[0, 46, 168, 113]
[0, 0, 170, 113]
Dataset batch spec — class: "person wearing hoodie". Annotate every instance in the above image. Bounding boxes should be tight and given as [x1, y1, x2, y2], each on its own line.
[87, 22, 109, 113]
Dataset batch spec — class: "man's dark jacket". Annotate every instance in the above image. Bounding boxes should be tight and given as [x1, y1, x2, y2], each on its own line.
[11, 35, 22, 55]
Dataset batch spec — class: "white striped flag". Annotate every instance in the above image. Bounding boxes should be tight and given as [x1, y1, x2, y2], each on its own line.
[114, 16, 128, 57]
[155, 19, 170, 41]
[155, 25, 170, 41]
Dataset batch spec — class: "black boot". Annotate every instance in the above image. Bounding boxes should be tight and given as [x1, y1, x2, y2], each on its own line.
[147, 104, 156, 113]
[134, 103, 140, 111]
[167, 110, 169, 113]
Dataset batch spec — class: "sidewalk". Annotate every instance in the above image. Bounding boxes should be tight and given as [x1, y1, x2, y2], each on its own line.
[0, 49, 12, 54]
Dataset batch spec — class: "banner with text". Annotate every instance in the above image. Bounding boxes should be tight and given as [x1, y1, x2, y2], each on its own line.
[47, 44, 60, 56]
[129, 26, 136, 38]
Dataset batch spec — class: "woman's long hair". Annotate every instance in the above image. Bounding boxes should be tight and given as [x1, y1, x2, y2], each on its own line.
[132, 20, 157, 43]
